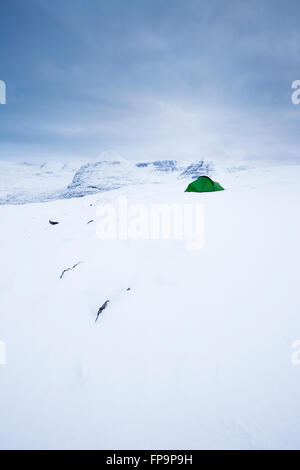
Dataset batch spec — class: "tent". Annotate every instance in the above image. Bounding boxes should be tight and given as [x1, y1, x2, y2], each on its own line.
[185, 175, 224, 193]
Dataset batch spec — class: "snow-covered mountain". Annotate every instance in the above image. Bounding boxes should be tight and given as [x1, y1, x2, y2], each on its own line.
[135, 159, 178, 172]
[178, 160, 212, 179]
[64, 160, 132, 198]
[0, 159, 214, 205]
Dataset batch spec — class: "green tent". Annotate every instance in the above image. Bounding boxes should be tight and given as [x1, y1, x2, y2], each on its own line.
[185, 175, 224, 193]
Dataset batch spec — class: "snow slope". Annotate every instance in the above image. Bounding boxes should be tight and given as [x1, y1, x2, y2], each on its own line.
[0, 161, 77, 205]
[0, 164, 300, 449]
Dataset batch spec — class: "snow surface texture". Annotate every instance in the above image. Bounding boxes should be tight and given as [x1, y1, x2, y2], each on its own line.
[0, 159, 212, 205]
[0, 163, 300, 449]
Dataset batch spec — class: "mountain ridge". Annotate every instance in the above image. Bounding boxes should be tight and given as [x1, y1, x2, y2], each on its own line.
[0, 159, 214, 205]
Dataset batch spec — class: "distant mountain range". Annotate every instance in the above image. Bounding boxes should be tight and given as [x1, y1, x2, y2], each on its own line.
[0, 159, 214, 205]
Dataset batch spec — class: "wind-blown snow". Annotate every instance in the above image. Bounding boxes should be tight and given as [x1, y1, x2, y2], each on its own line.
[0, 164, 300, 449]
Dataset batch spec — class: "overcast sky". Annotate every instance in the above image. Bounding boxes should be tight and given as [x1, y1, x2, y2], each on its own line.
[0, 0, 300, 163]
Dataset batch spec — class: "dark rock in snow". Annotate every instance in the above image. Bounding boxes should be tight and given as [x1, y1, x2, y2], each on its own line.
[60, 262, 82, 279]
[49, 220, 59, 225]
[95, 300, 110, 322]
